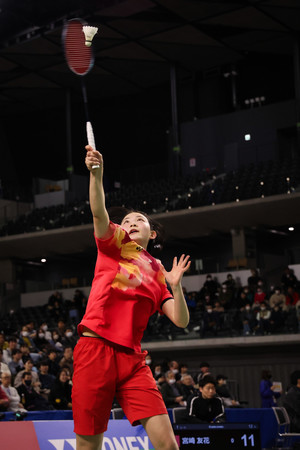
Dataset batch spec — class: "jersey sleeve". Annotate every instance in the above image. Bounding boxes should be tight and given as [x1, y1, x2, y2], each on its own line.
[158, 280, 173, 314]
[94, 222, 128, 256]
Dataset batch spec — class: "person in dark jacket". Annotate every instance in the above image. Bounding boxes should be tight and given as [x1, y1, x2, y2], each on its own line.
[160, 370, 186, 408]
[49, 368, 72, 410]
[260, 369, 281, 408]
[188, 376, 226, 423]
[283, 370, 300, 432]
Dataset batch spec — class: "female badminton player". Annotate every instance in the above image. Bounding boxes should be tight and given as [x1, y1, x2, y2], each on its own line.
[72, 145, 191, 450]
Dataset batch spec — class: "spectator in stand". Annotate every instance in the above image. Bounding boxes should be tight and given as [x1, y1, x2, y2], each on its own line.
[281, 267, 298, 292]
[185, 289, 197, 317]
[38, 360, 55, 399]
[16, 371, 52, 411]
[216, 375, 240, 408]
[51, 330, 64, 353]
[61, 327, 77, 349]
[59, 346, 73, 375]
[8, 349, 24, 378]
[240, 303, 257, 336]
[68, 289, 86, 323]
[235, 290, 249, 310]
[283, 370, 300, 432]
[187, 376, 226, 424]
[195, 362, 211, 385]
[168, 360, 180, 377]
[269, 287, 287, 311]
[286, 286, 300, 307]
[34, 326, 53, 353]
[213, 301, 225, 330]
[222, 274, 236, 295]
[153, 363, 163, 382]
[0, 348, 11, 376]
[260, 369, 281, 408]
[0, 372, 27, 413]
[242, 286, 254, 305]
[47, 291, 64, 312]
[253, 286, 267, 308]
[248, 269, 263, 293]
[40, 322, 52, 342]
[269, 305, 285, 334]
[202, 274, 219, 298]
[200, 305, 218, 338]
[19, 325, 39, 353]
[160, 370, 186, 408]
[57, 319, 67, 338]
[255, 303, 271, 335]
[47, 350, 60, 377]
[51, 301, 66, 321]
[49, 368, 72, 410]
[0, 333, 8, 351]
[218, 285, 233, 310]
[144, 354, 154, 377]
[179, 363, 190, 377]
[26, 321, 37, 340]
[0, 384, 9, 411]
[14, 358, 39, 388]
[180, 374, 198, 400]
[3, 337, 18, 364]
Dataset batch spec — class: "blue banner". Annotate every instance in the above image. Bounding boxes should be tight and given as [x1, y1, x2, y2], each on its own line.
[33, 420, 154, 450]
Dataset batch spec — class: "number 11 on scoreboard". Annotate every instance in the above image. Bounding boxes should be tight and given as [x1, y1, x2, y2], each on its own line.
[241, 434, 255, 447]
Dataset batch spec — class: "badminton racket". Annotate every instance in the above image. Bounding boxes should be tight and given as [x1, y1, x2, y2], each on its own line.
[62, 18, 99, 169]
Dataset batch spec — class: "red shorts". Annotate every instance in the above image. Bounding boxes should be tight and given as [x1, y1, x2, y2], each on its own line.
[72, 336, 167, 435]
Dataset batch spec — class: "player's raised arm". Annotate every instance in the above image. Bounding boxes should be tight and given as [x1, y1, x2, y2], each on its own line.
[85, 145, 110, 239]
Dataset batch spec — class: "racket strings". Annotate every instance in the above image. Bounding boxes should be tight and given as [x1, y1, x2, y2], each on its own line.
[65, 23, 92, 75]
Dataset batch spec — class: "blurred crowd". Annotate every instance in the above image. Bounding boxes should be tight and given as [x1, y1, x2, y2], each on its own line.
[173, 267, 300, 339]
[0, 267, 299, 419]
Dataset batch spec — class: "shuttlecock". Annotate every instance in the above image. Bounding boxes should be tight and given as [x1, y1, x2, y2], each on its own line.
[82, 26, 98, 47]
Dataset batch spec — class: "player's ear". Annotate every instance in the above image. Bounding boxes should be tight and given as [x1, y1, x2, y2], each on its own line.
[149, 230, 157, 240]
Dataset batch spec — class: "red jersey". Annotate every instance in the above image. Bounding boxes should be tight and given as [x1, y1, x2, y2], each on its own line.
[78, 222, 173, 351]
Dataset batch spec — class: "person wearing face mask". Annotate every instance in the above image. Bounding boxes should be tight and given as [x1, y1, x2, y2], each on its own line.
[13, 358, 39, 388]
[260, 370, 282, 408]
[160, 371, 186, 408]
[40, 322, 53, 342]
[253, 286, 267, 308]
[33, 327, 52, 352]
[202, 274, 219, 298]
[255, 302, 271, 335]
[61, 327, 78, 349]
[269, 287, 287, 311]
[200, 304, 218, 338]
[16, 372, 52, 411]
[19, 326, 38, 353]
[240, 303, 257, 336]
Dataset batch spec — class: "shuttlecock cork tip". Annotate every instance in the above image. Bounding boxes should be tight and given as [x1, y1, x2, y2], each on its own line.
[82, 26, 98, 47]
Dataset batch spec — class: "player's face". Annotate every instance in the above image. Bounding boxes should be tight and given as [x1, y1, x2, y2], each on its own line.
[121, 212, 156, 248]
[200, 383, 216, 399]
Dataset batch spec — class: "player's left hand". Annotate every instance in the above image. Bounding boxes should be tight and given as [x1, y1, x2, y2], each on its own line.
[160, 254, 191, 287]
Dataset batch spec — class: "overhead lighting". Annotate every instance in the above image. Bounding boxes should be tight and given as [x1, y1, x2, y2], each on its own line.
[245, 134, 251, 141]
[41, 258, 47, 263]
[288, 227, 294, 231]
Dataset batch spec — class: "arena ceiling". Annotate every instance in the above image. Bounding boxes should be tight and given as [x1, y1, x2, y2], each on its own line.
[0, 0, 299, 115]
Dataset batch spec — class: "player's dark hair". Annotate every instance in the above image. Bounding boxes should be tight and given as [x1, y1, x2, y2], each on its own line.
[107, 206, 165, 255]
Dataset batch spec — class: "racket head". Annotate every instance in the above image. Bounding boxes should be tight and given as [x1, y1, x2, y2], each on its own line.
[63, 18, 94, 76]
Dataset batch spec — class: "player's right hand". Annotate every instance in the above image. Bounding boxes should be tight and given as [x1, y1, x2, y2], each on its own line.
[85, 145, 103, 172]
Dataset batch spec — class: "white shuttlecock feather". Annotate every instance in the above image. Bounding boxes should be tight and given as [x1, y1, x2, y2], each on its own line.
[82, 26, 98, 47]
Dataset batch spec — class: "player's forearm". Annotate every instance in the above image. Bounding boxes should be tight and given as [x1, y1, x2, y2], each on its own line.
[170, 284, 190, 328]
[89, 171, 109, 232]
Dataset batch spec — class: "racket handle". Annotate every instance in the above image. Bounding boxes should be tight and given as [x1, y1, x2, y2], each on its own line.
[86, 121, 100, 169]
